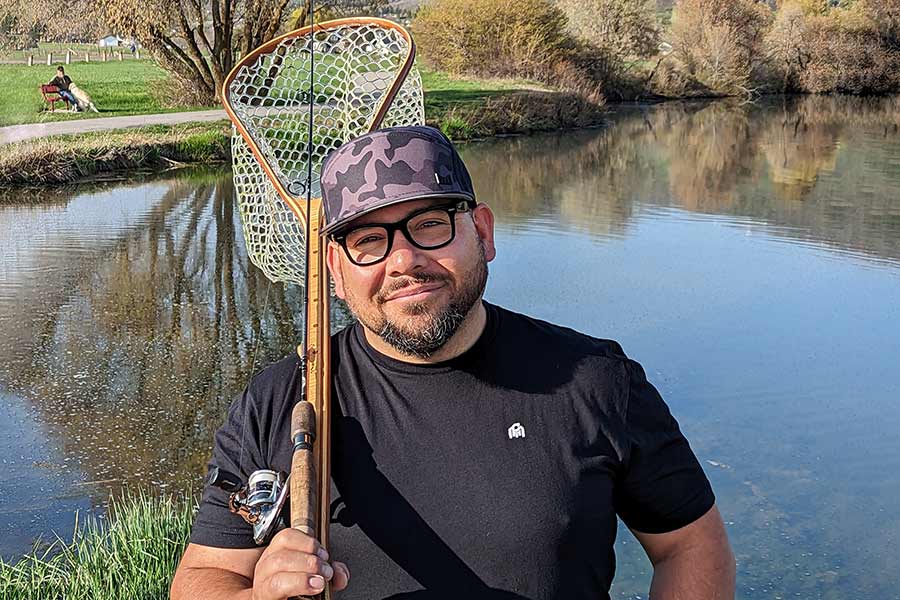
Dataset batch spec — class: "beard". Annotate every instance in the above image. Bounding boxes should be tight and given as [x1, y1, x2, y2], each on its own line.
[347, 243, 489, 359]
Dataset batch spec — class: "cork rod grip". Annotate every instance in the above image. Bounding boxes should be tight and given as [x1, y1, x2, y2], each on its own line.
[290, 401, 318, 537]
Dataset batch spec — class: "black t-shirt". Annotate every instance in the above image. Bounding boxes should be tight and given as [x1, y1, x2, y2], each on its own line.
[190, 302, 714, 600]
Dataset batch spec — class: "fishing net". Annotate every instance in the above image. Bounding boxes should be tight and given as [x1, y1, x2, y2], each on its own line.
[227, 18, 425, 286]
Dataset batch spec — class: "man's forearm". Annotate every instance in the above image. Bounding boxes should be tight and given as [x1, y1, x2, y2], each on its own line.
[170, 567, 254, 600]
[648, 548, 736, 600]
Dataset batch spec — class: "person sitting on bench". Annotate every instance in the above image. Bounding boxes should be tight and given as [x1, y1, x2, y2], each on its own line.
[49, 66, 78, 112]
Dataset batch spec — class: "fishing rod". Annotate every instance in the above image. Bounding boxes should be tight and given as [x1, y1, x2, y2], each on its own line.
[205, 9, 423, 597]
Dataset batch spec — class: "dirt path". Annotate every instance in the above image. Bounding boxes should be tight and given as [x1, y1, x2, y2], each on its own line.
[0, 110, 228, 145]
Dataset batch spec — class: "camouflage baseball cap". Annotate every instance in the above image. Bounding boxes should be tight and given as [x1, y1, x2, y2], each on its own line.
[320, 125, 475, 235]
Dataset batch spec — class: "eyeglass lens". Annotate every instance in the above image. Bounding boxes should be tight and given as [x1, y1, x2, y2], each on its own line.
[344, 208, 456, 265]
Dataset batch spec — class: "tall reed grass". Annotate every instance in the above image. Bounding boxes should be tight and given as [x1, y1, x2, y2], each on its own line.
[0, 491, 195, 600]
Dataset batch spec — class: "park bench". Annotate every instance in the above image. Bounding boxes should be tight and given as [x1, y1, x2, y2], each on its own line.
[39, 84, 71, 112]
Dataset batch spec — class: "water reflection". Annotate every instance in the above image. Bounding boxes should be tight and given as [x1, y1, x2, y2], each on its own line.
[0, 171, 352, 556]
[1, 97, 899, 597]
[461, 95, 900, 265]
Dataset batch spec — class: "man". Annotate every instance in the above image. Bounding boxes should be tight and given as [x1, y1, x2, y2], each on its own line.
[172, 126, 735, 600]
[48, 66, 78, 111]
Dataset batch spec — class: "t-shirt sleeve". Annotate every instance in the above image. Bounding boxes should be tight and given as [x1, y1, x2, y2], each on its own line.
[189, 387, 266, 548]
[613, 359, 715, 534]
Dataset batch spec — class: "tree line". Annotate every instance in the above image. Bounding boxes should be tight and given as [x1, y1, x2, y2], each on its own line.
[414, 0, 900, 100]
[1, 0, 897, 106]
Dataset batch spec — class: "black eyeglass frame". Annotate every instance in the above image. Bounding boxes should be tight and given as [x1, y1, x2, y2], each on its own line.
[330, 199, 476, 266]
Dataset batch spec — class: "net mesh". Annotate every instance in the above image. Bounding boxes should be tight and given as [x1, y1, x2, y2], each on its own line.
[228, 21, 424, 285]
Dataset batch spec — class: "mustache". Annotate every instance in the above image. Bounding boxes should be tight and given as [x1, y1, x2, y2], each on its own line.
[376, 272, 451, 304]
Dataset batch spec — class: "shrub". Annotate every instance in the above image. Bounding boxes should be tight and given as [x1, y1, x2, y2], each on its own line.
[413, 0, 609, 102]
[766, 1, 900, 95]
[765, 2, 812, 91]
[555, 0, 659, 98]
[662, 0, 773, 96]
[861, 0, 900, 51]
[413, 0, 570, 79]
[548, 46, 609, 105]
[151, 75, 212, 109]
[557, 0, 659, 61]
[800, 13, 900, 94]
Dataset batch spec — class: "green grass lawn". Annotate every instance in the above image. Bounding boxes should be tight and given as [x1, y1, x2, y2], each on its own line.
[0, 61, 216, 127]
[0, 58, 541, 128]
[418, 65, 544, 117]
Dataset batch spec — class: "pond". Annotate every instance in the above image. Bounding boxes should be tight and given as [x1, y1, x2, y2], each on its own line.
[1, 95, 899, 598]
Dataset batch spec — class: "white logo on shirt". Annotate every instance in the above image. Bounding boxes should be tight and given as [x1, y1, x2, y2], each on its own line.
[508, 422, 526, 439]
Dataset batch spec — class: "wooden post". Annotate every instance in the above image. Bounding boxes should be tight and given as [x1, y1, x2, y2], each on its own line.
[135, 49, 140, 60]
[102, 49, 107, 61]
[117, 51, 123, 61]
[46, 52, 52, 65]
[65, 50, 71, 64]
[27, 54, 33, 66]
[85, 51, 90, 63]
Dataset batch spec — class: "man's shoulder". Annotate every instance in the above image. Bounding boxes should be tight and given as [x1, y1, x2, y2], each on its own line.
[491, 303, 628, 363]
[245, 353, 303, 401]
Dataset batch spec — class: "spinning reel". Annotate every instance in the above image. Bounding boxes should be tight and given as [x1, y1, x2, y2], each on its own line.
[208, 467, 291, 544]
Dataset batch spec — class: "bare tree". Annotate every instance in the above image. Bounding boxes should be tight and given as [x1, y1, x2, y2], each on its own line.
[663, 0, 773, 96]
[97, 0, 297, 103]
[557, 0, 659, 61]
[864, 0, 900, 51]
[4, 0, 387, 104]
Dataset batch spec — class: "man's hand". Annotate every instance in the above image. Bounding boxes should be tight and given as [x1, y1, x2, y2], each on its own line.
[251, 528, 350, 599]
[170, 529, 349, 600]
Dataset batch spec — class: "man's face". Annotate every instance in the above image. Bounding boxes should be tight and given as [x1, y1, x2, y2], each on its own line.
[327, 198, 496, 358]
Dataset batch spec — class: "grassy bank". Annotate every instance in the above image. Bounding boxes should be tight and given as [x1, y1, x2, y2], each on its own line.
[0, 122, 231, 186]
[421, 68, 605, 139]
[0, 492, 194, 600]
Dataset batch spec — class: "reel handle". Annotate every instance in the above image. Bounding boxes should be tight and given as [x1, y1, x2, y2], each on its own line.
[207, 466, 243, 493]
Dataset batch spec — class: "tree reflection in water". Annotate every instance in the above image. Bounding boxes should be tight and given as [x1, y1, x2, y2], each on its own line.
[462, 95, 900, 264]
[1, 172, 352, 509]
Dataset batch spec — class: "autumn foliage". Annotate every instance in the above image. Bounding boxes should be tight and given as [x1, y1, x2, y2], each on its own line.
[414, 0, 610, 102]
[660, 0, 772, 96]
[765, 0, 900, 94]
[413, 0, 570, 79]
[658, 0, 900, 96]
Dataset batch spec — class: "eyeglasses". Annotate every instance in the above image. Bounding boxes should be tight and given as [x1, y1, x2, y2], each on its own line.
[332, 200, 475, 266]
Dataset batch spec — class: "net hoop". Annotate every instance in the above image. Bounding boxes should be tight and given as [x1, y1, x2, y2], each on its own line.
[223, 17, 416, 227]
[223, 17, 424, 286]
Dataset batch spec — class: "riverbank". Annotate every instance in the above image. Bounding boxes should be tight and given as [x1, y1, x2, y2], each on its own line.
[0, 87, 605, 187]
[0, 122, 231, 186]
[0, 492, 194, 600]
